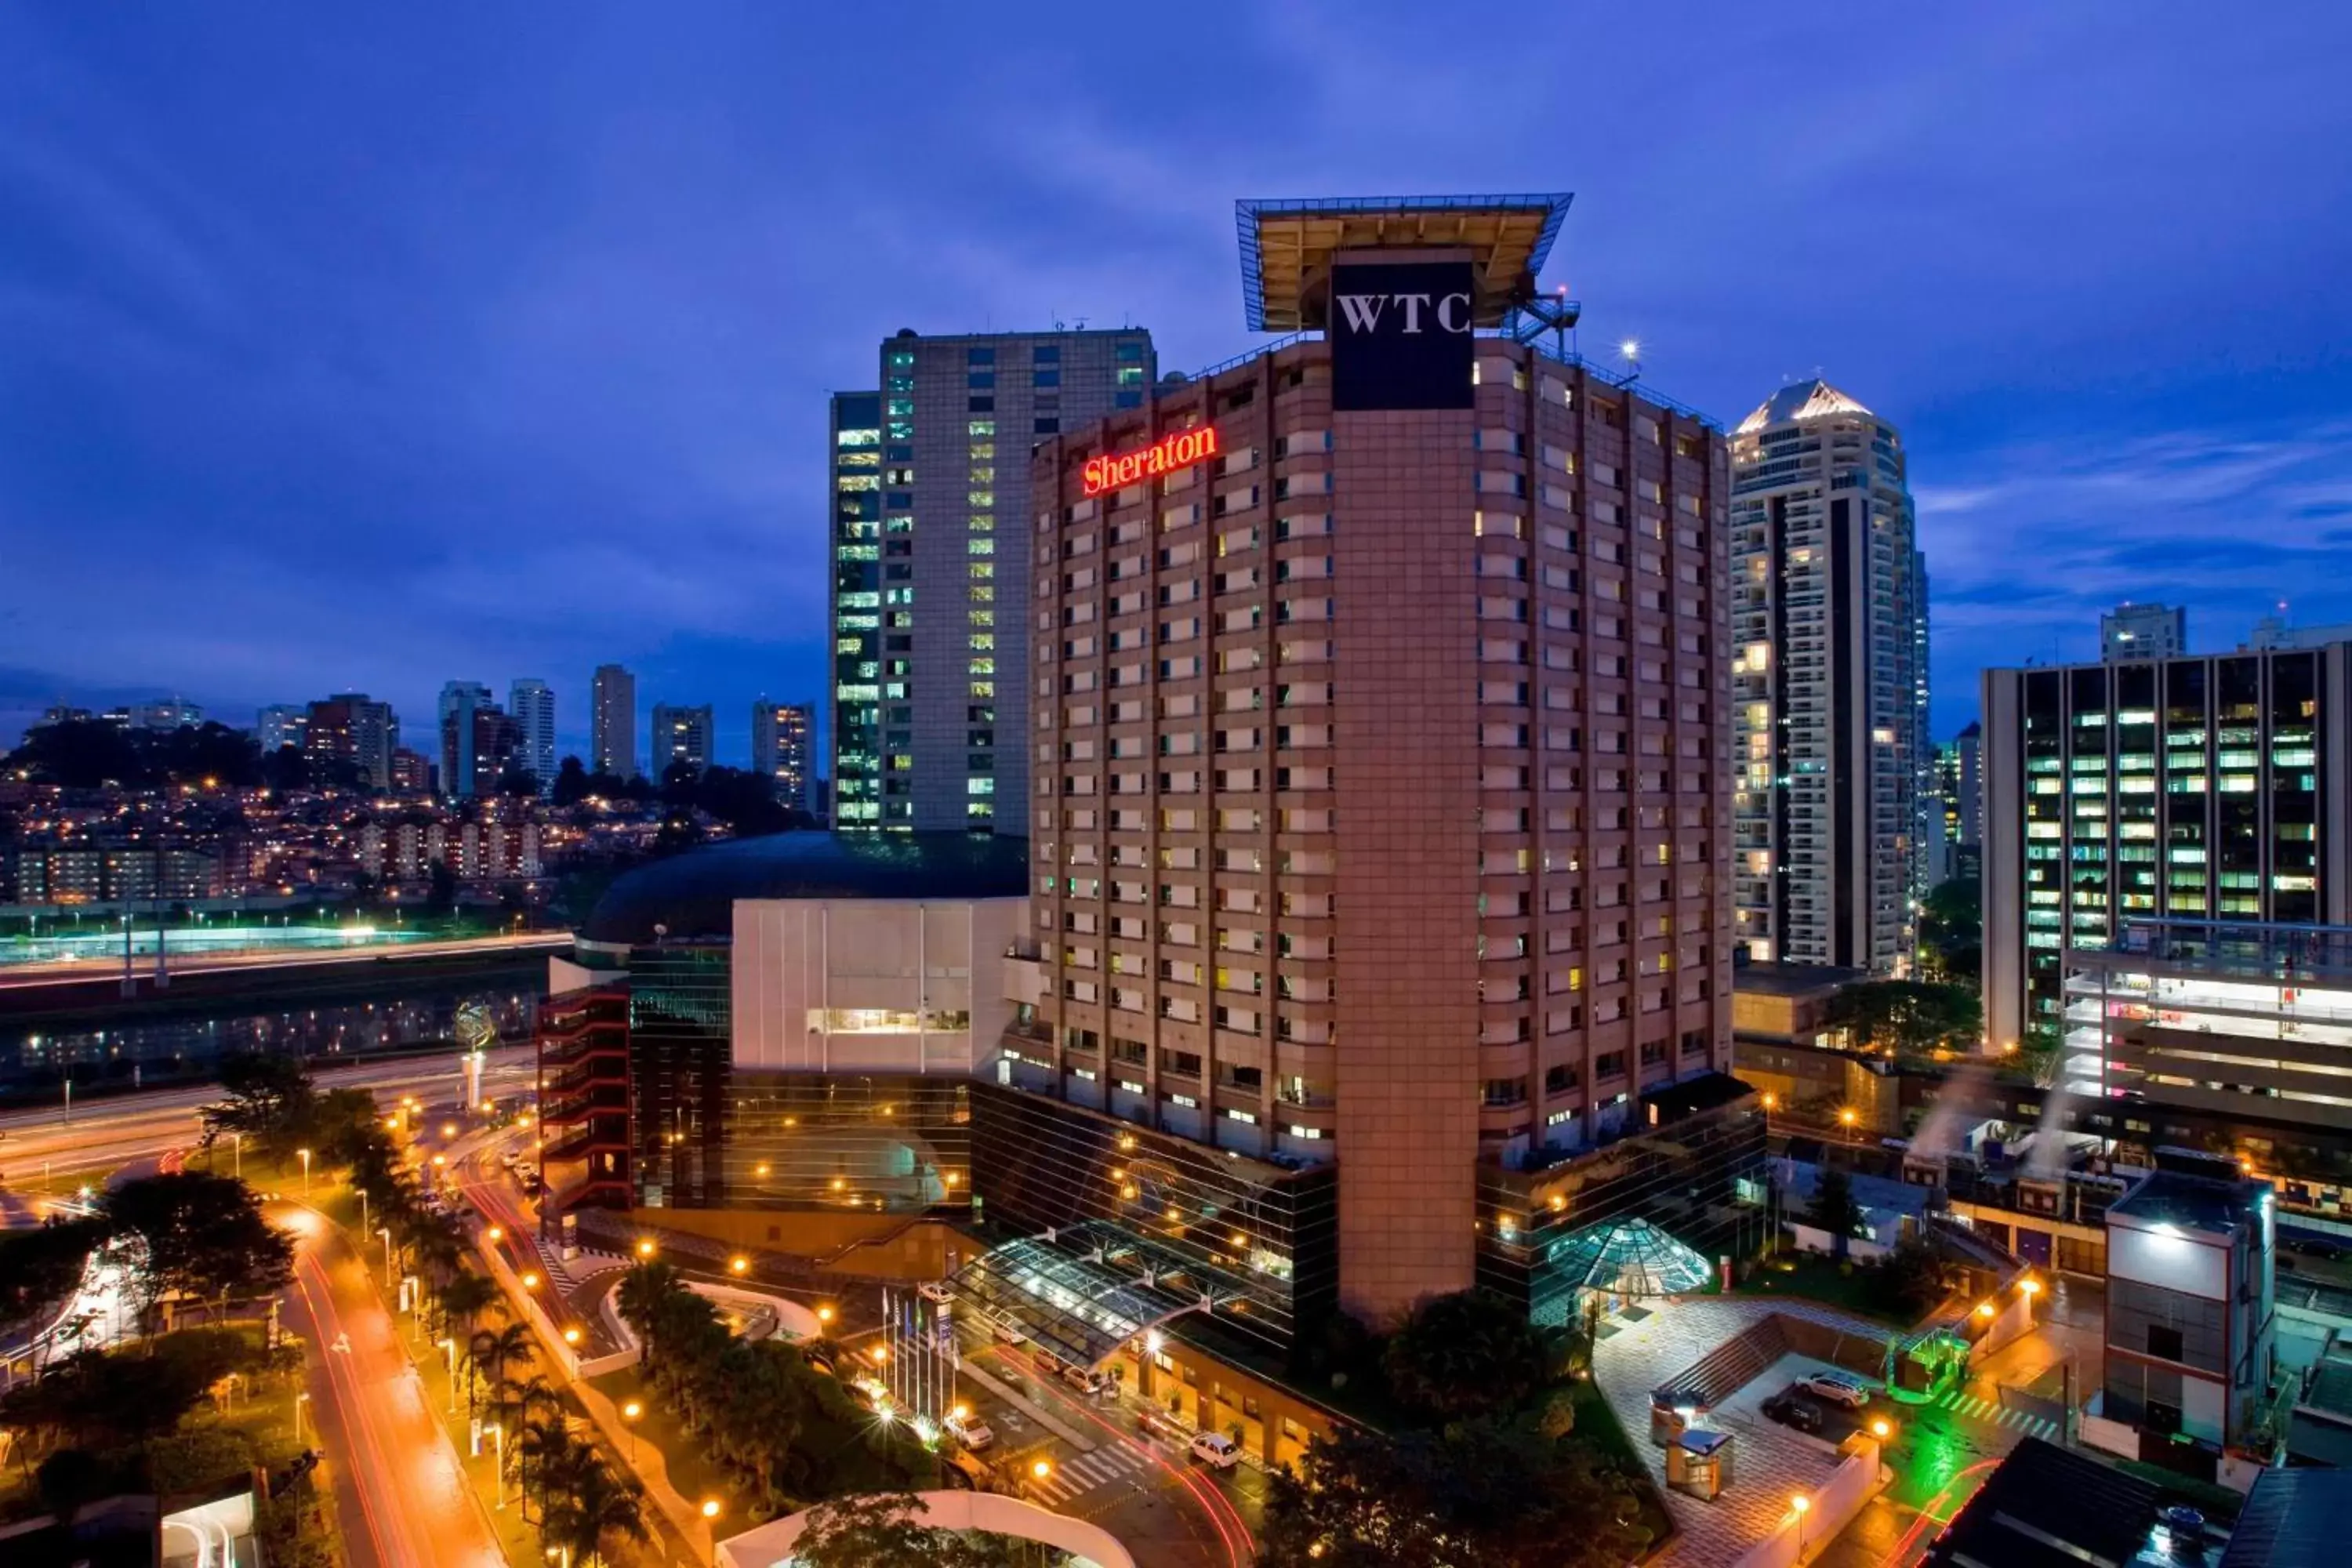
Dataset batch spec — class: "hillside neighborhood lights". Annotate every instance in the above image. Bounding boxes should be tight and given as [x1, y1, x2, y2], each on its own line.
[1081, 426, 1218, 496]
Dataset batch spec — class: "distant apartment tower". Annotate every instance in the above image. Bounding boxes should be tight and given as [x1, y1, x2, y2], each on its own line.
[1981, 643, 2352, 1048]
[446, 705, 521, 798]
[1729, 379, 1929, 973]
[388, 748, 432, 795]
[304, 693, 397, 790]
[2102, 602, 2188, 662]
[438, 681, 492, 798]
[125, 699, 202, 731]
[591, 664, 637, 779]
[752, 699, 813, 806]
[255, 704, 308, 756]
[650, 704, 713, 778]
[509, 679, 557, 788]
[829, 327, 1156, 833]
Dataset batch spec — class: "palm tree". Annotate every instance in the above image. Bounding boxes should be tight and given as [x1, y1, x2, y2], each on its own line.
[613, 1261, 682, 1364]
[515, 1414, 583, 1526]
[467, 1323, 536, 1414]
[545, 1450, 648, 1568]
[440, 1274, 499, 1343]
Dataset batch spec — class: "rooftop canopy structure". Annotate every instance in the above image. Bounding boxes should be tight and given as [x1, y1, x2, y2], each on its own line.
[949, 1220, 1264, 1370]
[1543, 1216, 1714, 1299]
[1236, 193, 1573, 332]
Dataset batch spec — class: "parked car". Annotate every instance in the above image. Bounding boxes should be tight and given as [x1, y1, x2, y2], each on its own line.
[1139, 1409, 1189, 1444]
[1799, 1370, 1872, 1409]
[1189, 1432, 1241, 1470]
[1762, 1395, 1824, 1434]
[945, 1407, 995, 1451]
[917, 1280, 953, 1305]
[1062, 1363, 1109, 1399]
[992, 1319, 1028, 1348]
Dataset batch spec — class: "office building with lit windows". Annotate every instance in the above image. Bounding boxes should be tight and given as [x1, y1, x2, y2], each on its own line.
[1729, 380, 1929, 975]
[829, 329, 1156, 833]
[1983, 643, 2352, 1051]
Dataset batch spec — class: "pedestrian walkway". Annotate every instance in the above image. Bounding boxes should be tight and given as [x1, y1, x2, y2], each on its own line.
[1029, 1441, 1159, 1506]
[1918, 1384, 2063, 1443]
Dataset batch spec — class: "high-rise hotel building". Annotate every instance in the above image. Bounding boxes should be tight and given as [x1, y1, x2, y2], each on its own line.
[1019, 196, 1737, 1320]
[1728, 381, 1928, 973]
[829, 330, 1156, 833]
[550, 197, 1760, 1370]
[1983, 644, 2352, 1049]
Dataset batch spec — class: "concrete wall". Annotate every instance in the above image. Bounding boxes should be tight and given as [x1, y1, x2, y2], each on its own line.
[730, 896, 1024, 1074]
[1729, 1436, 1885, 1568]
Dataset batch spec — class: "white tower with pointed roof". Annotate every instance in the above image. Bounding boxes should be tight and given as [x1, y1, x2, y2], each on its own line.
[1729, 379, 1929, 975]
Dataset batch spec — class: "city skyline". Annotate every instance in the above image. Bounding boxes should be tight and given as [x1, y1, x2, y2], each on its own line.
[5, 6, 2350, 753]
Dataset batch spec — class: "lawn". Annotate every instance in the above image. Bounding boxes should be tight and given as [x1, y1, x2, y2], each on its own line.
[586, 1364, 744, 1516]
[1736, 1252, 1917, 1325]
[1567, 1376, 1677, 1556]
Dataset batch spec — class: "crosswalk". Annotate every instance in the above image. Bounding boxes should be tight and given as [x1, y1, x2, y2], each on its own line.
[1920, 1385, 2063, 1443]
[1025, 1440, 1162, 1505]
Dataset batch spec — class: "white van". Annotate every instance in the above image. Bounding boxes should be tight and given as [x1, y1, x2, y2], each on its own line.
[1188, 1432, 1240, 1470]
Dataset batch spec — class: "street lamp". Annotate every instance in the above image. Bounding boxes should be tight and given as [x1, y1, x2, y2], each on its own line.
[486, 1225, 503, 1243]
[701, 1497, 723, 1566]
[379, 1227, 394, 1279]
[231, 1132, 242, 1180]
[438, 1337, 459, 1412]
[563, 1326, 582, 1347]
[636, 1240, 657, 1259]
[1870, 1417, 1891, 1441]
[296, 1147, 312, 1196]
[1791, 1494, 1810, 1553]
[817, 1304, 836, 1328]
[294, 1391, 311, 1445]
[729, 1256, 749, 1276]
[521, 1271, 540, 1290]
[622, 1399, 643, 1463]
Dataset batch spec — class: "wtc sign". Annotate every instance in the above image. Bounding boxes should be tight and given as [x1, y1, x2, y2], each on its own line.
[1330, 260, 1475, 412]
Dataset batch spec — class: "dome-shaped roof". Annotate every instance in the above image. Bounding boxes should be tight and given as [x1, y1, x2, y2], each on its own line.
[582, 832, 1029, 946]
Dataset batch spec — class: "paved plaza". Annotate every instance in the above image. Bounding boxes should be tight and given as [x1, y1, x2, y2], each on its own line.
[1592, 1297, 1896, 1564]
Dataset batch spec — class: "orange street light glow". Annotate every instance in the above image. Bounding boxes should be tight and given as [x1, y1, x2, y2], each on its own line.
[730, 1256, 750, 1275]
[563, 1327, 582, 1345]
[522, 1272, 541, 1289]
[486, 1225, 503, 1243]
[622, 1400, 643, 1421]
[701, 1499, 721, 1520]
[636, 1240, 656, 1258]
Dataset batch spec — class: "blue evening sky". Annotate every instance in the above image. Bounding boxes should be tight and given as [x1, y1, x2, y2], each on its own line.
[4, 4, 2349, 762]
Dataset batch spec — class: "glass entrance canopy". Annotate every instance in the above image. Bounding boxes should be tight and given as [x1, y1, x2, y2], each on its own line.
[1542, 1217, 1713, 1299]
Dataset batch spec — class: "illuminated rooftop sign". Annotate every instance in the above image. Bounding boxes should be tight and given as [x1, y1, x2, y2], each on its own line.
[1082, 427, 1218, 498]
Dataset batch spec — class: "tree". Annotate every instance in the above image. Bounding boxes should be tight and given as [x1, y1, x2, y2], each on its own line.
[1826, 980, 1982, 1058]
[0, 1219, 102, 1357]
[200, 1051, 318, 1161]
[1381, 1290, 1552, 1421]
[551, 756, 593, 807]
[1881, 1235, 1959, 1316]
[98, 1172, 293, 1328]
[1258, 1419, 1650, 1568]
[542, 1447, 648, 1568]
[495, 767, 542, 798]
[614, 1261, 687, 1363]
[468, 1323, 537, 1414]
[788, 1493, 1020, 1568]
[1806, 1167, 1868, 1258]
[1918, 877, 1982, 984]
[439, 1274, 500, 1343]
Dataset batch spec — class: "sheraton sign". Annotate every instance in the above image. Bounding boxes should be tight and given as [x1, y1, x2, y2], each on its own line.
[1082, 426, 1219, 497]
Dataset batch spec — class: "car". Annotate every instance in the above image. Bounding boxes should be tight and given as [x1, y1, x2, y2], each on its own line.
[1761, 1395, 1824, 1435]
[1189, 1432, 1241, 1470]
[498, 1151, 519, 1169]
[917, 1280, 953, 1305]
[1799, 1370, 1872, 1409]
[1062, 1363, 1109, 1399]
[991, 1319, 1027, 1348]
[1138, 1409, 1189, 1445]
[522, 1174, 545, 1196]
[944, 1408, 995, 1451]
